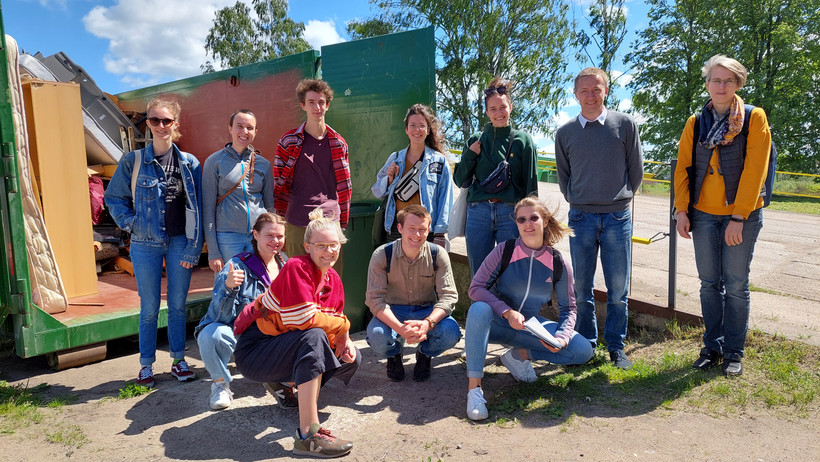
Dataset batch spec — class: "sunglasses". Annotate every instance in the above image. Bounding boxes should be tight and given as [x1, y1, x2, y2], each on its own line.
[147, 117, 175, 127]
[515, 215, 541, 224]
[484, 85, 508, 97]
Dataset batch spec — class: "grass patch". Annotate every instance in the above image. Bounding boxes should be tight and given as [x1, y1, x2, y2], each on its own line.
[748, 282, 794, 298]
[483, 323, 820, 425]
[639, 181, 670, 196]
[46, 424, 89, 448]
[117, 382, 153, 399]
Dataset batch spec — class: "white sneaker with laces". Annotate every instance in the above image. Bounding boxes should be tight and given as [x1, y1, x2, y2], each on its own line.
[501, 349, 537, 383]
[466, 387, 488, 421]
[209, 381, 233, 410]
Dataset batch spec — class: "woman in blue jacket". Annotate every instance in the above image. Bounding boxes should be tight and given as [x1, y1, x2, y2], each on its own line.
[105, 97, 203, 388]
[195, 212, 287, 410]
[371, 104, 453, 248]
[463, 197, 593, 420]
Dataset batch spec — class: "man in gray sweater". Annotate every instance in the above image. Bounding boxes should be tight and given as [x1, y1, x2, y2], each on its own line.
[555, 67, 644, 369]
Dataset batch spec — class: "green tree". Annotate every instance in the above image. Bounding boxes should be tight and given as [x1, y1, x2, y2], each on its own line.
[575, 0, 628, 107]
[204, 0, 311, 70]
[369, 0, 574, 145]
[627, 0, 820, 173]
[346, 17, 396, 40]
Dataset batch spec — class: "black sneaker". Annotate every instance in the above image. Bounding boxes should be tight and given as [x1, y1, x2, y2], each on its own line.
[609, 349, 633, 369]
[264, 382, 298, 408]
[413, 351, 432, 382]
[692, 348, 722, 370]
[722, 353, 743, 376]
[386, 353, 405, 381]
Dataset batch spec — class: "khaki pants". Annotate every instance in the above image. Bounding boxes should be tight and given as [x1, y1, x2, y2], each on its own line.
[285, 221, 344, 278]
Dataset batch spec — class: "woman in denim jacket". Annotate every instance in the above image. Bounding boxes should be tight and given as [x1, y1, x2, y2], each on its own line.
[195, 212, 287, 410]
[105, 97, 203, 388]
[371, 104, 453, 248]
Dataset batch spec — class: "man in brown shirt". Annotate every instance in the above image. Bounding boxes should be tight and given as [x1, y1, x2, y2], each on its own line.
[365, 205, 461, 382]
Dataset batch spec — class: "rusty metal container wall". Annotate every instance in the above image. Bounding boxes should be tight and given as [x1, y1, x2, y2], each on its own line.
[114, 50, 320, 165]
[321, 27, 436, 203]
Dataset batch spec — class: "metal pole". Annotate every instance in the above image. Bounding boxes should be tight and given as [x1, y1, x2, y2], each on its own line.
[668, 160, 678, 309]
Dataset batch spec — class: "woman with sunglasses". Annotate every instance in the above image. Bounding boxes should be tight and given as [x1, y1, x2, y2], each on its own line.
[202, 110, 275, 275]
[234, 207, 359, 458]
[463, 197, 594, 420]
[674, 55, 772, 376]
[453, 77, 539, 275]
[371, 104, 453, 247]
[105, 97, 203, 388]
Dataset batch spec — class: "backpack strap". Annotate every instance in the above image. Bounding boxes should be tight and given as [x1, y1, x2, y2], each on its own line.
[430, 243, 438, 272]
[237, 251, 271, 287]
[552, 248, 563, 283]
[485, 239, 516, 289]
[130, 148, 143, 200]
[384, 241, 394, 275]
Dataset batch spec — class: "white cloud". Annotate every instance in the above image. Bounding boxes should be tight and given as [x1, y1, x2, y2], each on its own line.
[82, 0, 238, 87]
[610, 70, 633, 87]
[618, 98, 633, 111]
[303, 19, 345, 50]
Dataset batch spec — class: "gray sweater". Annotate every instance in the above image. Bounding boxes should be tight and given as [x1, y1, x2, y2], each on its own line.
[555, 111, 644, 212]
[202, 144, 274, 261]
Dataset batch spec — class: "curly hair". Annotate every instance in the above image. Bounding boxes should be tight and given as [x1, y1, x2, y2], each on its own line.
[296, 79, 334, 104]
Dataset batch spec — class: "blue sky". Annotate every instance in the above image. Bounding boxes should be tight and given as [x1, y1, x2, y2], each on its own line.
[2, 0, 651, 148]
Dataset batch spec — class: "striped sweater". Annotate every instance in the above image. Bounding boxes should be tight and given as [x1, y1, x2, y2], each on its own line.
[254, 255, 349, 348]
[274, 122, 352, 227]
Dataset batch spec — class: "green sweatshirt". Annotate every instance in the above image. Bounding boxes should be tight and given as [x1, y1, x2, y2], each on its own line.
[453, 124, 539, 203]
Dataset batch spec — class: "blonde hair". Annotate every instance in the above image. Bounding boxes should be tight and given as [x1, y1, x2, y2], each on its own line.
[304, 207, 348, 244]
[701, 54, 747, 88]
[146, 97, 182, 141]
[514, 196, 571, 246]
[574, 67, 609, 90]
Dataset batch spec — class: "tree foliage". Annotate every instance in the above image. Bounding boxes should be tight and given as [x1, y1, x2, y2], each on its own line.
[575, 0, 628, 107]
[204, 0, 311, 70]
[627, 0, 820, 173]
[346, 17, 396, 40]
[366, 0, 574, 145]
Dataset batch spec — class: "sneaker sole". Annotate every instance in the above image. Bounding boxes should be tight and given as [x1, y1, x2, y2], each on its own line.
[293, 447, 352, 458]
[263, 383, 298, 408]
[136, 381, 155, 388]
[171, 373, 196, 382]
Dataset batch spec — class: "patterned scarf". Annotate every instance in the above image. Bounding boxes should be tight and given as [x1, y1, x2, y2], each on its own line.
[699, 94, 745, 149]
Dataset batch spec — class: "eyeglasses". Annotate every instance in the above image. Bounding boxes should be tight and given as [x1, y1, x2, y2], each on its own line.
[408, 123, 428, 131]
[708, 78, 737, 87]
[147, 117, 175, 127]
[484, 85, 508, 97]
[308, 242, 341, 252]
[515, 215, 541, 224]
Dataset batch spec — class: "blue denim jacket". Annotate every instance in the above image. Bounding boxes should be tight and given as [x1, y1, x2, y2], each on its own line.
[371, 146, 454, 234]
[194, 251, 286, 338]
[104, 143, 204, 265]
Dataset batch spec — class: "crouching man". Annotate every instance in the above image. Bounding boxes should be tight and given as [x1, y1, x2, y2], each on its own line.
[366, 205, 462, 381]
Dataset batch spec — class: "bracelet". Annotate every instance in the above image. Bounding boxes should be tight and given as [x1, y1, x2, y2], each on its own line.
[729, 217, 745, 223]
[425, 317, 437, 329]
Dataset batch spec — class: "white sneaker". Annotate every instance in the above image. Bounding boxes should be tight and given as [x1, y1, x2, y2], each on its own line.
[466, 387, 488, 420]
[209, 381, 233, 410]
[500, 349, 537, 383]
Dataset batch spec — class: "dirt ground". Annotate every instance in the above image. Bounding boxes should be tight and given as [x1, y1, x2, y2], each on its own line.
[1, 184, 818, 461]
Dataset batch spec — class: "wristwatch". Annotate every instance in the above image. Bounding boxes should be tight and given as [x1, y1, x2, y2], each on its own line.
[729, 217, 745, 223]
[425, 317, 437, 329]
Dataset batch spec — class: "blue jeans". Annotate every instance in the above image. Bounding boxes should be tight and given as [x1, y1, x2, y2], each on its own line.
[464, 302, 594, 378]
[568, 208, 632, 351]
[366, 305, 462, 357]
[216, 231, 253, 263]
[691, 208, 763, 357]
[465, 201, 519, 275]
[196, 322, 237, 382]
[131, 235, 193, 366]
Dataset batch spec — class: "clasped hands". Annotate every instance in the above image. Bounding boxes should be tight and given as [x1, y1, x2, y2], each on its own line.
[397, 320, 429, 344]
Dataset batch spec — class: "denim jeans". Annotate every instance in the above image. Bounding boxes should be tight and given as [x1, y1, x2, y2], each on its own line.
[465, 201, 519, 275]
[691, 208, 763, 357]
[366, 305, 462, 358]
[131, 235, 193, 366]
[196, 322, 237, 382]
[464, 302, 594, 378]
[216, 231, 253, 263]
[568, 208, 632, 351]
